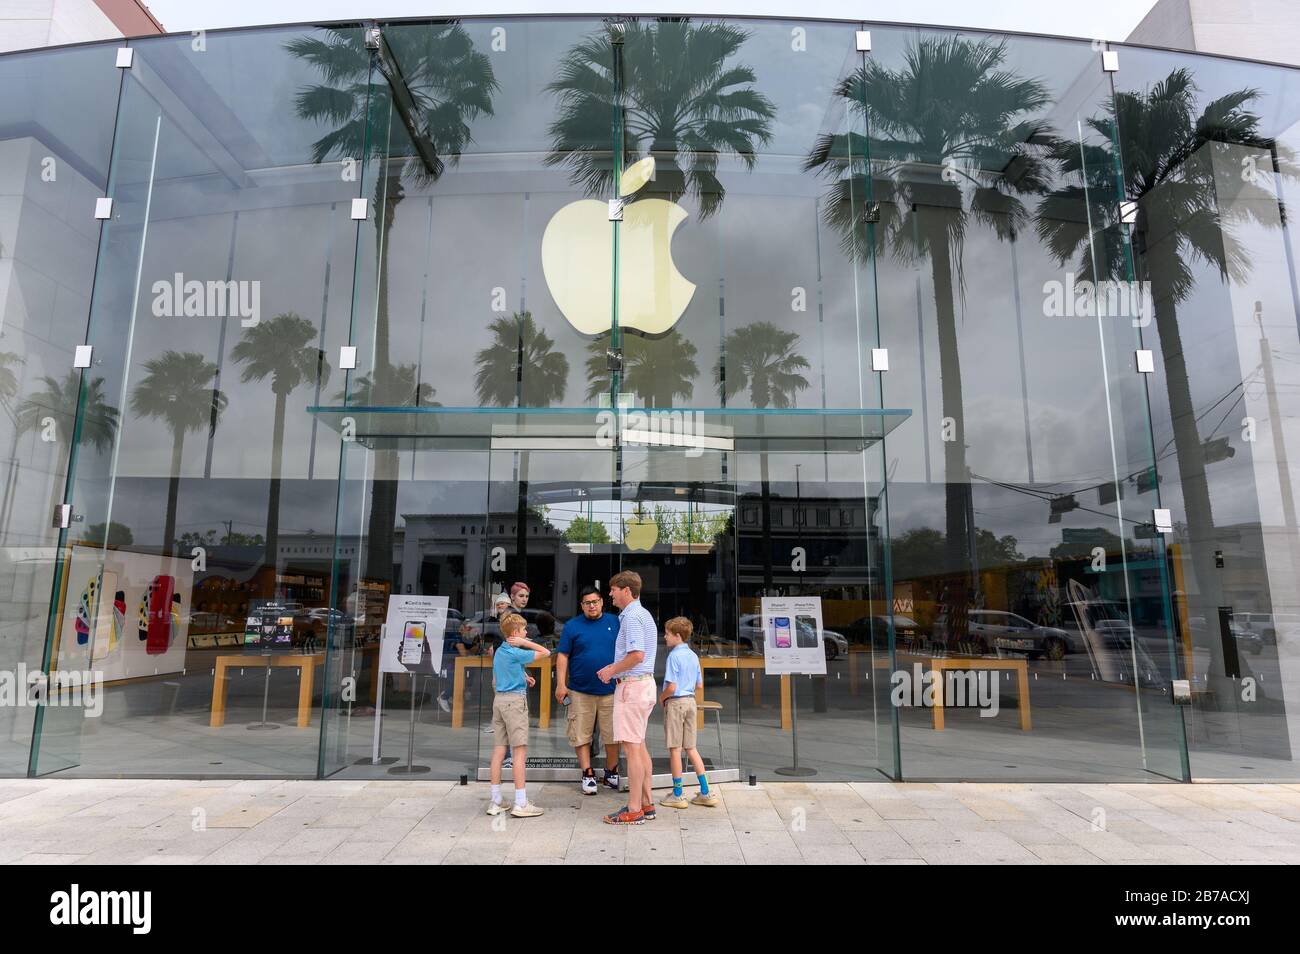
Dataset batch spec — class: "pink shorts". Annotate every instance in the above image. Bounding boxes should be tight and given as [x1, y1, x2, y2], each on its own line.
[612, 678, 656, 744]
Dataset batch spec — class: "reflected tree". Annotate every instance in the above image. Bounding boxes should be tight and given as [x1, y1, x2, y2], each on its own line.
[130, 351, 227, 555]
[17, 371, 119, 540]
[289, 23, 497, 589]
[232, 313, 331, 571]
[805, 35, 1056, 639]
[584, 330, 698, 406]
[545, 18, 776, 217]
[715, 320, 810, 591]
[475, 311, 569, 567]
[1037, 68, 1295, 681]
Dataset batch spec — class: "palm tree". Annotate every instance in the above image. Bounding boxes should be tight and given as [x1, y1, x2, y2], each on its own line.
[716, 320, 810, 592]
[584, 329, 698, 406]
[129, 351, 227, 554]
[546, 18, 776, 218]
[1036, 69, 1294, 679]
[232, 313, 330, 568]
[288, 23, 497, 587]
[0, 351, 21, 411]
[474, 311, 570, 408]
[475, 311, 570, 566]
[805, 35, 1057, 639]
[17, 371, 119, 539]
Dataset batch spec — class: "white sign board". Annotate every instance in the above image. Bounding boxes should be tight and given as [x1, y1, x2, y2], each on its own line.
[760, 596, 826, 676]
[380, 595, 448, 675]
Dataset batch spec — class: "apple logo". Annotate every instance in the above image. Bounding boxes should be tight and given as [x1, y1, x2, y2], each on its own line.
[624, 509, 659, 552]
[542, 156, 696, 336]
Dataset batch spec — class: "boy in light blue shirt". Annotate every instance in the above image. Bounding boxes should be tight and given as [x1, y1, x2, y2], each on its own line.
[487, 613, 551, 818]
[657, 617, 718, 809]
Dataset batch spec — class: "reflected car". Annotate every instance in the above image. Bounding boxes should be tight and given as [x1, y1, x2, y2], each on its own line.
[933, 610, 1072, 660]
[844, 614, 922, 649]
[737, 614, 848, 659]
[1233, 612, 1299, 646]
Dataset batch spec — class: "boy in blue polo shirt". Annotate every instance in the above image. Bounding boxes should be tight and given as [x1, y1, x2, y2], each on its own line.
[487, 613, 551, 819]
[658, 617, 718, 809]
[556, 586, 621, 794]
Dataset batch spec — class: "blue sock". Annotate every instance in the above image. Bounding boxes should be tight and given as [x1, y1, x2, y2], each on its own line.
[698, 774, 710, 795]
[672, 776, 683, 797]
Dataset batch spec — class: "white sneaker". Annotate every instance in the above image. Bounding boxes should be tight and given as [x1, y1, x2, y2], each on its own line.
[437, 694, 451, 713]
[486, 801, 508, 816]
[580, 774, 598, 795]
[510, 802, 544, 818]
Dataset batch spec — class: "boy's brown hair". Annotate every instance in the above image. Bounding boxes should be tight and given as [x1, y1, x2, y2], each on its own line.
[499, 613, 527, 636]
[664, 616, 692, 641]
[609, 570, 642, 598]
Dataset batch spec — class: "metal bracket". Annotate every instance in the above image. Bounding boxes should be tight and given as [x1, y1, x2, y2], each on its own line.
[855, 31, 871, 52]
[339, 346, 358, 370]
[115, 48, 133, 69]
[871, 348, 889, 372]
[1102, 49, 1119, 72]
[1136, 349, 1155, 373]
[350, 198, 368, 220]
[608, 199, 624, 222]
[1153, 508, 1173, 533]
[862, 202, 881, 224]
[73, 345, 93, 369]
[53, 504, 72, 529]
[94, 197, 113, 220]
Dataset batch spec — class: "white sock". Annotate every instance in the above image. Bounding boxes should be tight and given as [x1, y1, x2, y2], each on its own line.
[491, 785, 501, 804]
[515, 787, 527, 807]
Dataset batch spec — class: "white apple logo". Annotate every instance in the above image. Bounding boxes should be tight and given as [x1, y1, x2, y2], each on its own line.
[542, 156, 696, 337]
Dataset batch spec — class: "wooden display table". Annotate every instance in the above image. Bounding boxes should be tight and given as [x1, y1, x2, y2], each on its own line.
[846, 648, 1031, 730]
[209, 653, 325, 728]
[451, 655, 552, 730]
[697, 653, 791, 732]
[925, 656, 1031, 730]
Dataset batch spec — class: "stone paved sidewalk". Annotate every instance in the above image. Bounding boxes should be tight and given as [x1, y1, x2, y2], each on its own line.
[0, 778, 1297, 864]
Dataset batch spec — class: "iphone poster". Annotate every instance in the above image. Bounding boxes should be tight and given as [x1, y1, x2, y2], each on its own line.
[760, 596, 826, 676]
[380, 595, 449, 676]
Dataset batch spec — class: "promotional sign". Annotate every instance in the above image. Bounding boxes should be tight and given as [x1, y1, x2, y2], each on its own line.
[58, 547, 193, 681]
[243, 600, 296, 649]
[760, 596, 826, 675]
[380, 594, 448, 675]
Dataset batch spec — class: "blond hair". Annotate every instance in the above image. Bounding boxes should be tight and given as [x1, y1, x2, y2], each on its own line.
[499, 613, 527, 636]
[664, 616, 693, 641]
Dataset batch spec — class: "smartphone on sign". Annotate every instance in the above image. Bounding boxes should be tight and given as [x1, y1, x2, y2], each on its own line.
[401, 620, 426, 665]
[773, 616, 792, 649]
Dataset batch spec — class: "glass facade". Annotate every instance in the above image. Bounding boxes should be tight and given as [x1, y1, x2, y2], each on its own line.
[3, 16, 1298, 781]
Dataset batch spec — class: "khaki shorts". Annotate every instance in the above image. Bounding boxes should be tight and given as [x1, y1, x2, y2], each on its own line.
[492, 693, 529, 749]
[663, 696, 698, 750]
[566, 690, 614, 748]
[612, 677, 656, 745]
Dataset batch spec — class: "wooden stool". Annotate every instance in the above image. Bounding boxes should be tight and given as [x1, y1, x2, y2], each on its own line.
[697, 700, 725, 769]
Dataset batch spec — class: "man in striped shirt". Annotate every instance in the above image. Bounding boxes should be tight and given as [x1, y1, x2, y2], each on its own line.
[597, 570, 658, 825]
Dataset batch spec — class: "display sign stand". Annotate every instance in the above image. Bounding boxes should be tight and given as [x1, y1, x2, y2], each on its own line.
[247, 650, 281, 730]
[761, 596, 825, 777]
[775, 677, 816, 776]
[388, 673, 431, 775]
[357, 668, 398, 765]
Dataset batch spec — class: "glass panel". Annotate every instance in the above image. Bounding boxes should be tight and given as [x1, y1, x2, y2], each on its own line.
[857, 26, 1187, 779]
[617, 17, 896, 781]
[32, 26, 365, 777]
[0, 44, 120, 775]
[1112, 45, 1300, 779]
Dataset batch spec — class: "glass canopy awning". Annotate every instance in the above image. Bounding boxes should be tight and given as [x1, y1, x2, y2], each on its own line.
[308, 405, 912, 451]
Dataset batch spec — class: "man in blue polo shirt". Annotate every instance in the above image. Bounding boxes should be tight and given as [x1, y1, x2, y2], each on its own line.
[556, 586, 621, 795]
